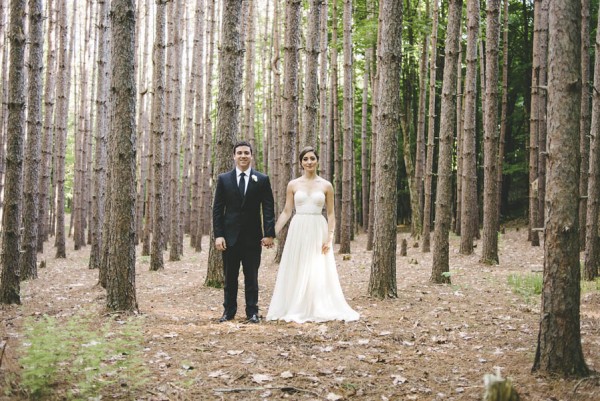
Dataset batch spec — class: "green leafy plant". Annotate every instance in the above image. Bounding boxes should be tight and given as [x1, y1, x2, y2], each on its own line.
[19, 312, 149, 400]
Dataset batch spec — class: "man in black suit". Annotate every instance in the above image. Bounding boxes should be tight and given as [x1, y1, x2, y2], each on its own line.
[213, 141, 275, 323]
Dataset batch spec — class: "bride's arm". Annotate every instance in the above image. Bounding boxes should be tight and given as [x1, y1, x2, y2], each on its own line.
[325, 182, 335, 243]
[274, 182, 295, 235]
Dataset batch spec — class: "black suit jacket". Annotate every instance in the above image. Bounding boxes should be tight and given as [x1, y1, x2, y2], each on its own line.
[213, 169, 276, 248]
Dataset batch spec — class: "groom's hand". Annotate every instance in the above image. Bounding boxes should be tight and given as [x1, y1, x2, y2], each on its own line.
[215, 237, 227, 251]
[261, 237, 274, 248]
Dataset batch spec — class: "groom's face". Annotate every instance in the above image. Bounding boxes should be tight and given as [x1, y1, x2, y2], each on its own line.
[234, 145, 253, 170]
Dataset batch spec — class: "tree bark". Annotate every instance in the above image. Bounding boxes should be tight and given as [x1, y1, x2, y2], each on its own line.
[579, 0, 591, 250]
[302, 0, 321, 148]
[20, 0, 44, 281]
[106, 0, 138, 312]
[532, 0, 588, 377]
[0, 0, 27, 304]
[431, 0, 462, 284]
[150, 0, 167, 272]
[369, 0, 401, 299]
[460, 0, 479, 255]
[339, 0, 353, 254]
[206, 0, 246, 286]
[422, 0, 439, 253]
[480, 0, 502, 265]
[583, 2, 600, 281]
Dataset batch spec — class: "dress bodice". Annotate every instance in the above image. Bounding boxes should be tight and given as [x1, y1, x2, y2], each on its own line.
[294, 190, 325, 215]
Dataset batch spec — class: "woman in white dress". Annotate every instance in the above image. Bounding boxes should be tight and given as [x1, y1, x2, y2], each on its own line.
[266, 147, 359, 323]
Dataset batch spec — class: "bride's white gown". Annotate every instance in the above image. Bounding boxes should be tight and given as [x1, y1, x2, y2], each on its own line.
[266, 190, 359, 323]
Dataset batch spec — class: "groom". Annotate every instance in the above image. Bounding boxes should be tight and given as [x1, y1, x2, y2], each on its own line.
[213, 141, 275, 323]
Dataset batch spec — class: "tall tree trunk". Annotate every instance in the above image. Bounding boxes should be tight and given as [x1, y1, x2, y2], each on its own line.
[106, 0, 138, 312]
[38, 0, 57, 252]
[0, 0, 27, 304]
[528, 0, 542, 246]
[339, 0, 353, 254]
[460, 0, 479, 255]
[275, 0, 301, 262]
[150, 0, 167, 271]
[90, 0, 111, 271]
[537, 0, 549, 230]
[497, 0, 509, 220]
[431, 0, 462, 284]
[369, 0, 401, 299]
[54, 0, 74, 259]
[532, 0, 588, 377]
[422, 0, 439, 253]
[583, 7, 600, 281]
[319, 0, 329, 180]
[206, 0, 246, 286]
[415, 0, 429, 240]
[361, 48, 371, 231]
[302, 0, 321, 148]
[243, 0, 256, 150]
[169, 0, 183, 261]
[198, 0, 216, 249]
[480, 0, 501, 265]
[366, 32, 379, 251]
[0, 1, 8, 212]
[20, 0, 44, 281]
[331, 0, 342, 246]
[579, 0, 591, 250]
[190, 0, 206, 250]
[454, 31, 463, 236]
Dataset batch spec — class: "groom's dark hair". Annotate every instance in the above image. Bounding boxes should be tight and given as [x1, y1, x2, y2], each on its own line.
[233, 140, 253, 155]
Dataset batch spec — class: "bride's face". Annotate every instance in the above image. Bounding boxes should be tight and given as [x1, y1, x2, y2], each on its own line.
[301, 152, 318, 172]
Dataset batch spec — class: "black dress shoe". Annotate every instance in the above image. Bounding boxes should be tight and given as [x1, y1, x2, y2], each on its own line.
[219, 314, 234, 323]
[247, 314, 260, 324]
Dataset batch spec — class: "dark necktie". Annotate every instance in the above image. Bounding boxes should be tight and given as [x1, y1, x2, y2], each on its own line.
[238, 172, 246, 197]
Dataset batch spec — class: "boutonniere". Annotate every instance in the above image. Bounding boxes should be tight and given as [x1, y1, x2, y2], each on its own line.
[251, 174, 258, 182]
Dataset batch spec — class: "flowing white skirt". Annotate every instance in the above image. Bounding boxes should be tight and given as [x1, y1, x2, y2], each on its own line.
[266, 213, 359, 323]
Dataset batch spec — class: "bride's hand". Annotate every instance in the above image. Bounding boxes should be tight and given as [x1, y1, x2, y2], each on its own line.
[322, 242, 331, 254]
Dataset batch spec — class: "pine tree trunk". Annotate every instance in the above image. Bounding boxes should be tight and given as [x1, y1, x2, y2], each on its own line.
[480, 0, 501, 265]
[319, 0, 329, 181]
[20, 0, 44, 281]
[579, 0, 591, 250]
[169, 0, 183, 261]
[369, 0, 401, 299]
[0, 0, 27, 304]
[150, 0, 167, 272]
[528, 0, 542, 246]
[275, 0, 301, 262]
[190, 0, 206, 250]
[422, 0, 439, 253]
[532, 0, 588, 376]
[339, 0, 353, 254]
[583, 8, 600, 281]
[54, 0, 73, 259]
[206, 0, 246, 286]
[90, 0, 110, 271]
[38, 0, 57, 252]
[431, 0, 461, 284]
[454, 32, 463, 235]
[106, 0, 138, 312]
[198, 0, 216, 248]
[415, 1, 429, 240]
[537, 0, 549, 230]
[460, 0, 479, 255]
[361, 48, 371, 231]
[302, 0, 321, 148]
[331, 0, 342, 246]
[243, 0, 257, 150]
[497, 0, 509, 221]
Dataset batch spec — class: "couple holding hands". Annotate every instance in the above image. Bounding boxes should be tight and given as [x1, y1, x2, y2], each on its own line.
[213, 141, 359, 324]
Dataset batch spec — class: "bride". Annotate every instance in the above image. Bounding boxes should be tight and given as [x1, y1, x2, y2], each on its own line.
[266, 146, 359, 323]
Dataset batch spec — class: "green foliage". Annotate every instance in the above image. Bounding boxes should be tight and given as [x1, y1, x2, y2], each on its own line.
[507, 273, 543, 301]
[19, 312, 149, 400]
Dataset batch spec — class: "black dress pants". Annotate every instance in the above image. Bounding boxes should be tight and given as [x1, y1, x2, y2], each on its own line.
[222, 235, 262, 318]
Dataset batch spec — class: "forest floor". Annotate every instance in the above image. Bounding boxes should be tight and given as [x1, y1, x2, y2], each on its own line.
[1, 225, 600, 400]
